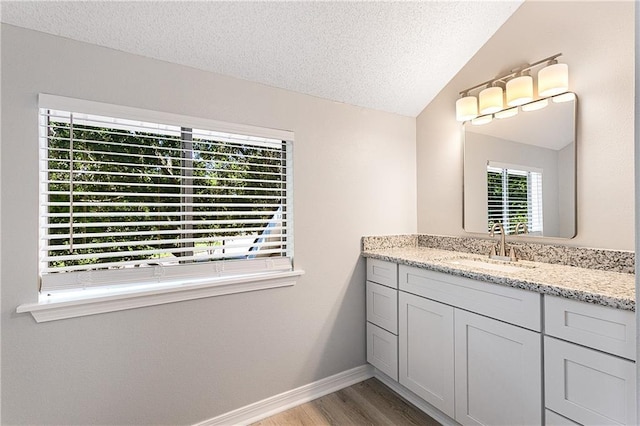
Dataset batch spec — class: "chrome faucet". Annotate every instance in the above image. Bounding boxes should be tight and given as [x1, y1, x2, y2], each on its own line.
[489, 222, 507, 259]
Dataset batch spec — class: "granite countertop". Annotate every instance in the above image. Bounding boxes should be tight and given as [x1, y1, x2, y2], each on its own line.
[362, 246, 635, 311]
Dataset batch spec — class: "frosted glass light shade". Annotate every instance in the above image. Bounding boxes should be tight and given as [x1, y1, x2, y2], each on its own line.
[506, 75, 533, 107]
[456, 96, 478, 121]
[552, 92, 576, 103]
[479, 86, 504, 114]
[495, 107, 518, 119]
[538, 63, 568, 97]
[471, 115, 492, 126]
[522, 98, 548, 112]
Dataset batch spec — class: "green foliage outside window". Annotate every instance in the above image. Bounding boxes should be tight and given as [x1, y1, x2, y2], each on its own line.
[46, 120, 286, 269]
[487, 169, 528, 234]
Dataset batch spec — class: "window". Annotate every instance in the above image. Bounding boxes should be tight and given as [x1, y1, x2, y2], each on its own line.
[487, 162, 543, 235]
[38, 96, 294, 296]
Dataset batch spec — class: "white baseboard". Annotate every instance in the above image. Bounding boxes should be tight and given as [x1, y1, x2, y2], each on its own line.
[374, 369, 459, 426]
[195, 364, 374, 426]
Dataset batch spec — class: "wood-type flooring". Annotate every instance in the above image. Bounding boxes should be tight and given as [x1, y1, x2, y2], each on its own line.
[251, 378, 440, 426]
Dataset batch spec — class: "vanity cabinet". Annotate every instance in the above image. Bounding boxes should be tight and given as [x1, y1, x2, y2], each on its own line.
[398, 265, 542, 426]
[544, 296, 637, 426]
[364, 257, 636, 426]
[365, 259, 398, 380]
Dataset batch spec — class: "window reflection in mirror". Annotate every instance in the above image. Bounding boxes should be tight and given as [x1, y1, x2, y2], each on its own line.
[487, 163, 543, 235]
[463, 93, 576, 239]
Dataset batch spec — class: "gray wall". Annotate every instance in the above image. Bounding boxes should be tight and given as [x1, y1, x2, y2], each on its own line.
[557, 143, 576, 238]
[417, 1, 635, 250]
[0, 25, 417, 424]
[464, 132, 561, 236]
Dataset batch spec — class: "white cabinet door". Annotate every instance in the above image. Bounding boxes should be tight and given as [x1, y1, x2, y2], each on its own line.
[455, 309, 542, 426]
[545, 336, 637, 426]
[398, 292, 455, 418]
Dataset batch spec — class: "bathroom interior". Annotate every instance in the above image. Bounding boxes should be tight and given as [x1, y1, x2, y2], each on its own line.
[0, 1, 638, 425]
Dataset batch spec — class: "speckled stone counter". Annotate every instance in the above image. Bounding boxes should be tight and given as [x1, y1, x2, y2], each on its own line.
[363, 234, 635, 273]
[362, 246, 635, 311]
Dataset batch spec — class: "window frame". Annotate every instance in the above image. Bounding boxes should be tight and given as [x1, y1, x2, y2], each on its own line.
[487, 161, 543, 235]
[17, 94, 302, 323]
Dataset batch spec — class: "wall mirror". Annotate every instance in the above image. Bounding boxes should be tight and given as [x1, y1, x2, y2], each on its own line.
[463, 94, 577, 238]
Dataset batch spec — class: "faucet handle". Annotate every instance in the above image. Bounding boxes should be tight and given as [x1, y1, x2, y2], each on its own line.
[514, 222, 528, 236]
[509, 246, 518, 261]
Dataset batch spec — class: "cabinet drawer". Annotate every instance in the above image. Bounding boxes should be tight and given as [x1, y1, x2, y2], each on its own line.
[399, 265, 541, 331]
[366, 258, 398, 288]
[545, 295, 636, 360]
[545, 410, 581, 425]
[367, 322, 398, 380]
[366, 281, 398, 334]
[545, 337, 637, 426]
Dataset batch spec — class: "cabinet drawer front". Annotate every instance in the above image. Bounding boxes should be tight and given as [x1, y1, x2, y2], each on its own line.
[545, 337, 637, 426]
[398, 292, 455, 418]
[455, 309, 542, 426]
[366, 281, 398, 334]
[367, 322, 398, 381]
[545, 409, 581, 425]
[545, 295, 636, 360]
[366, 258, 398, 288]
[399, 265, 541, 331]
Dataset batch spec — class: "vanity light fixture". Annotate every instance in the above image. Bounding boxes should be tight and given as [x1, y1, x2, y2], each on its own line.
[456, 93, 479, 122]
[552, 92, 576, 103]
[506, 72, 533, 107]
[538, 60, 569, 97]
[494, 107, 518, 119]
[471, 114, 493, 126]
[479, 83, 504, 114]
[455, 53, 569, 122]
[521, 98, 548, 112]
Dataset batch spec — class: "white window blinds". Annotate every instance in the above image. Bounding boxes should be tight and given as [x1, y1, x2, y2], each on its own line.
[39, 97, 293, 293]
[487, 163, 543, 235]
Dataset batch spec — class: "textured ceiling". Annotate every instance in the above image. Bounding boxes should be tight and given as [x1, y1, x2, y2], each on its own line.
[1, 1, 522, 117]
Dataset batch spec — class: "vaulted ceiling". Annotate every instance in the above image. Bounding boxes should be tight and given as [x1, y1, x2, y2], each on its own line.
[1, 1, 523, 117]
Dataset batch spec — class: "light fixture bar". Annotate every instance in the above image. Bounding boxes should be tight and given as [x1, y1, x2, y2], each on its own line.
[458, 53, 562, 96]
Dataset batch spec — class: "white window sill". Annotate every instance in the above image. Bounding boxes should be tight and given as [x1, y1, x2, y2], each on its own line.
[17, 270, 304, 323]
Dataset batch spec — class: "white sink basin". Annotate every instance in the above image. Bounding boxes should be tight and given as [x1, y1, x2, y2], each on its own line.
[445, 258, 533, 274]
